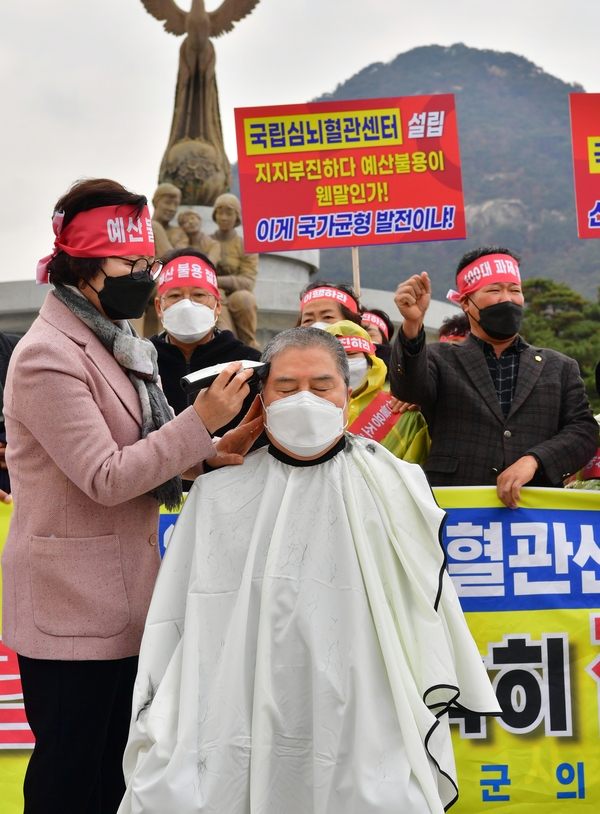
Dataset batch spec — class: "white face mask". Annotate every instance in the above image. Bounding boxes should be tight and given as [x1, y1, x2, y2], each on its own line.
[161, 299, 216, 343]
[308, 322, 331, 331]
[263, 391, 346, 458]
[347, 357, 369, 392]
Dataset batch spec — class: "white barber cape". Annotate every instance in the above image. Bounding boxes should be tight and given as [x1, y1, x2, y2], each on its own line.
[120, 435, 500, 814]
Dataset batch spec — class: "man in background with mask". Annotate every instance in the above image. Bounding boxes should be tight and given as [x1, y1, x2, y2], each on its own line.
[150, 249, 261, 437]
[324, 320, 430, 464]
[390, 246, 598, 507]
[119, 327, 500, 814]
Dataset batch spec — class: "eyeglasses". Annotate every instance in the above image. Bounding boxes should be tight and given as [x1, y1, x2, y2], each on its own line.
[109, 257, 164, 281]
[161, 289, 216, 306]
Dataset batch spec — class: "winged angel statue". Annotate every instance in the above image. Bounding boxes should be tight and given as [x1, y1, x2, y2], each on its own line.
[141, 0, 261, 204]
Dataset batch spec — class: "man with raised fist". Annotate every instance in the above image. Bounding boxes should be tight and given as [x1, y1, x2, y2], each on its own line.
[390, 246, 598, 508]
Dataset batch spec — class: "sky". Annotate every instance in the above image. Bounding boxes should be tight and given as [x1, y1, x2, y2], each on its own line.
[2, 0, 600, 283]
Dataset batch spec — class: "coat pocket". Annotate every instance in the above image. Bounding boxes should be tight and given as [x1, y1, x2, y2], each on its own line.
[29, 534, 130, 638]
[424, 455, 459, 474]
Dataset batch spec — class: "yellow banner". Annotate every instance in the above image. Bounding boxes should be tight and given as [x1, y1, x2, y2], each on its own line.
[243, 108, 403, 155]
[3, 489, 600, 812]
[0, 503, 12, 630]
[434, 487, 600, 812]
[433, 483, 600, 510]
[0, 503, 29, 814]
[450, 608, 598, 812]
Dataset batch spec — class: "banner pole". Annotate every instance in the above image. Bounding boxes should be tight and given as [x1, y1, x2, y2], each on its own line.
[351, 246, 361, 299]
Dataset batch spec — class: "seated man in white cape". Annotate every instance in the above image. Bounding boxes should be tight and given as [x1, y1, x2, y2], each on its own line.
[119, 327, 500, 814]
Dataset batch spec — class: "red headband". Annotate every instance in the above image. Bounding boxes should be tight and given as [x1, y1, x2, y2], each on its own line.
[339, 335, 376, 356]
[36, 204, 154, 284]
[446, 253, 521, 304]
[361, 312, 389, 340]
[158, 256, 220, 300]
[301, 287, 358, 313]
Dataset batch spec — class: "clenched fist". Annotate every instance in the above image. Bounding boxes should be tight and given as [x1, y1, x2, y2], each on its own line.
[394, 272, 431, 338]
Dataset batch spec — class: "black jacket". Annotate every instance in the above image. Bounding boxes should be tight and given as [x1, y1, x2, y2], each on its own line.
[374, 342, 392, 375]
[0, 332, 20, 493]
[0, 332, 19, 410]
[150, 328, 262, 438]
[390, 331, 598, 487]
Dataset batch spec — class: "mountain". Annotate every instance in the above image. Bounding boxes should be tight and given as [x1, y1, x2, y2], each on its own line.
[234, 44, 600, 302]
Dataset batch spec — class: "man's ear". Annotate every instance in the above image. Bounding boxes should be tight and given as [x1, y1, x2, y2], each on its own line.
[259, 393, 269, 426]
[154, 297, 163, 319]
[460, 294, 478, 327]
[214, 301, 222, 318]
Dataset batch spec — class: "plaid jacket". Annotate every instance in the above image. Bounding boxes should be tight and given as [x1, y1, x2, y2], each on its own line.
[390, 332, 599, 487]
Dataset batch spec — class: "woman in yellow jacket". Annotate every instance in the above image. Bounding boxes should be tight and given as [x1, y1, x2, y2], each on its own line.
[325, 321, 430, 465]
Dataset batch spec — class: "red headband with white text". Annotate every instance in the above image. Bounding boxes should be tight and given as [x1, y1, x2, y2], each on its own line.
[158, 256, 220, 300]
[361, 312, 389, 340]
[339, 335, 376, 356]
[36, 204, 154, 284]
[446, 253, 521, 304]
[301, 287, 358, 313]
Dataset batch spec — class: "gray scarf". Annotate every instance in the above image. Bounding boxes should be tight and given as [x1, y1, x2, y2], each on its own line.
[53, 284, 183, 510]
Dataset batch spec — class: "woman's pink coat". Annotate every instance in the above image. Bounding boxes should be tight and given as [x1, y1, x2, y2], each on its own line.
[2, 293, 215, 660]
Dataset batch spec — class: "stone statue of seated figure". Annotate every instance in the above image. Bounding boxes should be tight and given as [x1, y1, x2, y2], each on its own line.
[175, 209, 221, 269]
[212, 193, 260, 350]
[151, 183, 187, 257]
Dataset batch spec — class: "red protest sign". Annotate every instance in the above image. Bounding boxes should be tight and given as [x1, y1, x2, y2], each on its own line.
[0, 637, 34, 748]
[348, 392, 398, 443]
[234, 95, 466, 253]
[0, 637, 23, 701]
[0, 704, 34, 748]
[569, 93, 600, 238]
[582, 448, 600, 480]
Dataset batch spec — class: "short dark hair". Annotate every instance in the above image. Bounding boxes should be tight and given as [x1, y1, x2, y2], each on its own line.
[297, 279, 362, 326]
[47, 178, 147, 287]
[455, 246, 521, 280]
[439, 313, 470, 338]
[260, 327, 350, 389]
[361, 307, 394, 343]
[159, 246, 216, 271]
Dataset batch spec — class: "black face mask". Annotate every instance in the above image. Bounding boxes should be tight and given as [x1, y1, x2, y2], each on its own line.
[95, 272, 156, 320]
[470, 299, 524, 341]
